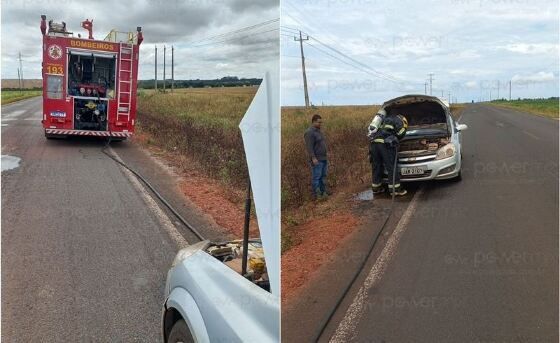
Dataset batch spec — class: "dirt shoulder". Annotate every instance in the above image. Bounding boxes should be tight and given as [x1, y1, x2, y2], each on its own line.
[130, 128, 259, 240]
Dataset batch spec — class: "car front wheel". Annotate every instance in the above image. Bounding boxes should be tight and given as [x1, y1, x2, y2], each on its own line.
[168, 319, 194, 343]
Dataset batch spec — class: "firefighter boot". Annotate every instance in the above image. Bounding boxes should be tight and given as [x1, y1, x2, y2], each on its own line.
[371, 183, 385, 194]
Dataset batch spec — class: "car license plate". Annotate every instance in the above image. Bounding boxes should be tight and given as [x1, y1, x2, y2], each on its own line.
[401, 166, 426, 175]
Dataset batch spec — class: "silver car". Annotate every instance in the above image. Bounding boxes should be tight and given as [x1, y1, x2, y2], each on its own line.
[162, 240, 279, 343]
[380, 94, 468, 182]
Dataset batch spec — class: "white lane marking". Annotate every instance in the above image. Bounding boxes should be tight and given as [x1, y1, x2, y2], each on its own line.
[108, 147, 189, 249]
[1, 124, 8, 127]
[330, 186, 425, 343]
[1, 110, 25, 118]
[522, 130, 539, 140]
[496, 121, 504, 127]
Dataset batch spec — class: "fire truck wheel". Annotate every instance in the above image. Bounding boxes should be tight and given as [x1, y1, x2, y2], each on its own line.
[168, 319, 194, 343]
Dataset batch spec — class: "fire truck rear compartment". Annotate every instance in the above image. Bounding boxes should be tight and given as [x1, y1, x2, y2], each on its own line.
[68, 53, 116, 98]
[73, 99, 108, 131]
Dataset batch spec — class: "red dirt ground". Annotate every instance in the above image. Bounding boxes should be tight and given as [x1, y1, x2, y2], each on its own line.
[281, 212, 360, 304]
[132, 130, 258, 239]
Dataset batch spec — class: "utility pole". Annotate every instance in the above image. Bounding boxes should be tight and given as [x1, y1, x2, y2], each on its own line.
[428, 73, 434, 96]
[155, 45, 158, 91]
[18, 52, 24, 89]
[295, 31, 310, 107]
[424, 81, 428, 95]
[448, 92, 451, 104]
[497, 80, 500, 100]
[163, 45, 166, 92]
[509, 80, 511, 101]
[441, 90, 444, 98]
[171, 45, 174, 92]
[17, 68, 22, 94]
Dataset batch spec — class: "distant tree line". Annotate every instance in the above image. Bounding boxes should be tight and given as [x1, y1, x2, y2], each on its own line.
[138, 76, 262, 89]
[1, 87, 43, 91]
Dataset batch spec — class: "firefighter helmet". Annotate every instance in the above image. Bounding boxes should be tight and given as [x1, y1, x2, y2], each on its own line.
[398, 114, 408, 129]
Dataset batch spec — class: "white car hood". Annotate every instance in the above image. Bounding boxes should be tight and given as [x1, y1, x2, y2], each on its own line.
[239, 68, 280, 297]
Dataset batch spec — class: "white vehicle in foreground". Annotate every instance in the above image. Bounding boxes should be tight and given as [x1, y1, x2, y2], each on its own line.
[381, 94, 468, 181]
[162, 71, 280, 342]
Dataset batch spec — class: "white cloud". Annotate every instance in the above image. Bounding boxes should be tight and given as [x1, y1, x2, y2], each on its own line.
[512, 71, 555, 83]
[501, 43, 559, 55]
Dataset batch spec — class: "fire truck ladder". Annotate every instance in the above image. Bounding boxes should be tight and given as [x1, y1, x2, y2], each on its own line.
[117, 43, 133, 118]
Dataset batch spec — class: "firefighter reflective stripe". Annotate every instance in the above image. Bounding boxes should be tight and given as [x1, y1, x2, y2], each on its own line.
[373, 138, 385, 143]
[382, 124, 394, 130]
[397, 128, 406, 135]
[372, 183, 382, 187]
[387, 183, 401, 188]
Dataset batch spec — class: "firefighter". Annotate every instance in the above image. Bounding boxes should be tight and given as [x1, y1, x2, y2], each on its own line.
[367, 109, 408, 196]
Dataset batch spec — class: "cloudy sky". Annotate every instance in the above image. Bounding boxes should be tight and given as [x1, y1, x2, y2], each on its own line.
[2, 0, 279, 81]
[281, 0, 559, 105]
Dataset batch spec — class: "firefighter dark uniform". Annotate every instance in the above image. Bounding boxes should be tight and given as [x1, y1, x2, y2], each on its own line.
[368, 111, 408, 195]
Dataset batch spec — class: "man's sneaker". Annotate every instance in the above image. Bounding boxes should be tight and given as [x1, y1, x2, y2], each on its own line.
[391, 188, 407, 196]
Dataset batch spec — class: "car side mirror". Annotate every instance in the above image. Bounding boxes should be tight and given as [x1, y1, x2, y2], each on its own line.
[456, 123, 468, 131]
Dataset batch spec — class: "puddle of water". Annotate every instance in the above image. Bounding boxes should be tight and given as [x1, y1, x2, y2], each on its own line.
[1, 155, 21, 171]
[355, 189, 374, 201]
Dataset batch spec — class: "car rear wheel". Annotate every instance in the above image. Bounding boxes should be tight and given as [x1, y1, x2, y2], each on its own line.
[168, 319, 194, 343]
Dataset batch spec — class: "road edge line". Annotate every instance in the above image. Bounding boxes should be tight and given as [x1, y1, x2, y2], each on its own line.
[330, 186, 425, 343]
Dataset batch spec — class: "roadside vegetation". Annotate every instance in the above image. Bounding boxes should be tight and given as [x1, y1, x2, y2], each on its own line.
[1, 89, 42, 105]
[490, 97, 559, 119]
[137, 87, 257, 190]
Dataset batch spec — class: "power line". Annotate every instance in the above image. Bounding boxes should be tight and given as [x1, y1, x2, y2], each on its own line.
[188, 28, 278, 48]
[185, 18, 279, 46]
[303, 41, 403, 85]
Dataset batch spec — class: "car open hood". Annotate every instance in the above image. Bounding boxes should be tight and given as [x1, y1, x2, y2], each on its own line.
[381, 94, 449, 109]
[239, 68, 280, 298]
[382, 94, 450, 135]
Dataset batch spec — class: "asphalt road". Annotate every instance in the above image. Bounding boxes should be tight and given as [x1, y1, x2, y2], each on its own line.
[324, 104, 558, 342]
[1, 97, 219, 341]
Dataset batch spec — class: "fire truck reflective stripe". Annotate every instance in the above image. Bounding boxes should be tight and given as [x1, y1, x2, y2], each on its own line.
[45, 129, 131, 137]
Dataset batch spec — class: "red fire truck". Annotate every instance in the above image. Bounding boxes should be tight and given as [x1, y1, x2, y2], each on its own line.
[40, 15, 143, 139]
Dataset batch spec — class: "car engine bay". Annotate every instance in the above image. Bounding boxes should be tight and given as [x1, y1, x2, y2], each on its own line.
[206, 240, 270, 292]
[399, 136, 450, 156]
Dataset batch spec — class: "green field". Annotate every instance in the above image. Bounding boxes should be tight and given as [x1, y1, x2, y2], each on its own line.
[490, 98, 559, 119]
[136, 87, 258, 188]
[1, 90, 42, 105]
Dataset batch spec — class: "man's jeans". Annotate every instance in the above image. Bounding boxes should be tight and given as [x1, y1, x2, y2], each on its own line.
[311, 160, 328, 196]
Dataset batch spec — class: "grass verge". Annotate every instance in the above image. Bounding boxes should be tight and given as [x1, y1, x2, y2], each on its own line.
[1, 90, 42, 105]
[490, 98, 559, 119]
